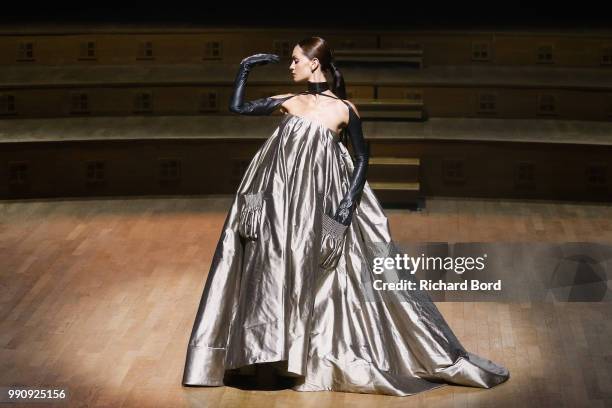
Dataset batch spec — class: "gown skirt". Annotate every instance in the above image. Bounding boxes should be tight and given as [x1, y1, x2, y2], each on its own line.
[181, 113, 510, 396]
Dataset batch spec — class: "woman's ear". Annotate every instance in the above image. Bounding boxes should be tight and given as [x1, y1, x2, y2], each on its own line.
[311, 58, 319, 72]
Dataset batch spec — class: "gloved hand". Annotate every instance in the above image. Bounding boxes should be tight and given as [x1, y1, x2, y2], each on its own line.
[238, 190, 264, 240]
[229, 53, 292, 115]
[319, 104, 369, 269]
[319, 211, 348, 269]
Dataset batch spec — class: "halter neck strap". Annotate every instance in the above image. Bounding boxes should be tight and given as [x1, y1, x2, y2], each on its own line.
[290, 91, 352, 112]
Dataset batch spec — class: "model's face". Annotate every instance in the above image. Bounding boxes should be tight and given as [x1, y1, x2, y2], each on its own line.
[289, 45, 318, 82]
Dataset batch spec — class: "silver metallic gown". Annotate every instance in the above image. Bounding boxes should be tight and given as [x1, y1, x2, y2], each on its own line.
[182, 113, 510, 396]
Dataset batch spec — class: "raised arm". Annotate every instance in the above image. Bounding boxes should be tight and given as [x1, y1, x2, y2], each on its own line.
[333, 102, 369, 226]
[229, 53, 292, 116]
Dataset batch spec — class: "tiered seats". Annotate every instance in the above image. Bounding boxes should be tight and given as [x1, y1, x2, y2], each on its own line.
[353, 98, 424, 120]
[334, 47, 423, 68]
[1, 26, 611, 203]
[367, 157, 424, 210]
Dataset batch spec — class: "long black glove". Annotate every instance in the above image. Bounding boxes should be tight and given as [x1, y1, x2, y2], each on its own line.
[333, 106, 369, 226]
[319, 106, 369, 269]
[232, 53, 293, 241]
[229, 53, 290, 116]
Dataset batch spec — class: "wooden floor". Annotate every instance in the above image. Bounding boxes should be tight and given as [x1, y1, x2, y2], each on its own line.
[1, 195, 611, 407]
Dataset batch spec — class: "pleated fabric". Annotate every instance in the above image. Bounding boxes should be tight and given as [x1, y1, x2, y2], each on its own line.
[182, 113, 510, 396]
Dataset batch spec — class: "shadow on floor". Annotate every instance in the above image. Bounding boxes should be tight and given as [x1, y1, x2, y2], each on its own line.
[223, 360, 303, 391]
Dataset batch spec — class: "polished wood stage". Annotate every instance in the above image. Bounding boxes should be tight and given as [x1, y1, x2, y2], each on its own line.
[1, 196, 611, 407]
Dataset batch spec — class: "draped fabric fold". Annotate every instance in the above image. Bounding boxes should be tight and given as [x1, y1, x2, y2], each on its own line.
[182, 113, 510, 396]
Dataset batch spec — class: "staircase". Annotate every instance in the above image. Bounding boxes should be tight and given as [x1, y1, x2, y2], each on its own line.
[354, 98, 425, 120]
[334, 47, 424, 69]
[367, 157, 424, 210]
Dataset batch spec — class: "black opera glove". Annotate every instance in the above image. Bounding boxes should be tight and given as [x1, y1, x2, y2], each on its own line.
[333, 106, 370, 226]
[229, 53, 289, 116]
[319, 106, 369, 270]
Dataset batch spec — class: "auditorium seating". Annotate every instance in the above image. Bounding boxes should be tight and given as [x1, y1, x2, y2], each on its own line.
[333, 46, 423, 68]
[1, 25, 611, 204]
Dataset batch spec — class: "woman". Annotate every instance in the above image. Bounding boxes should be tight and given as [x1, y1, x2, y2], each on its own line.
[182, 36, 510, 396]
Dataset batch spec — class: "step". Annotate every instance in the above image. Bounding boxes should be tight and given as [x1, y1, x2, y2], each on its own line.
[354, 99, 424, 109]
[368, 158, 420, 182]
[362, 110, 424, 119]
[369, 182, 424, 209]
[369, 157, 420, 166]
[334, 49, 423, 66]
[370, 181, 420, 191]
[354, 99, 425, 120]
[368, 168, 419, 183]
[335, 49, 424, 57]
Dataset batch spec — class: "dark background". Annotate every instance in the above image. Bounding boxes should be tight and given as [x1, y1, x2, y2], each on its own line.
[1, 2, 611, 29]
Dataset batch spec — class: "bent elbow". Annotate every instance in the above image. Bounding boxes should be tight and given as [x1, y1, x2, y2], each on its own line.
[228, 103, 241, 114]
